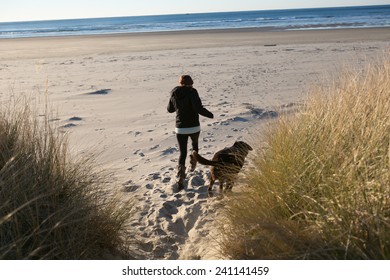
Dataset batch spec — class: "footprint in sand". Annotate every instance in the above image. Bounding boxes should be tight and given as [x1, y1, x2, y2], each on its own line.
[61, 123, 77, 128]
[162, 177, 171, 183]
[146, 172, 162, 181]
[162, 147, 178, 155]
[162, 201, 179, 215]
[159, 208, 174, 219]
[127, 164, 138, 171]
[165, 217, 187, 236]
[133, 149, 145, 157]
[68, 116, 83, 121]
[85, 88, 111, 95]
[150, 144, 160, 150]
[185, 192, 196, 199]
[188, 176, 205, 187]
[183, 203, 202, 233]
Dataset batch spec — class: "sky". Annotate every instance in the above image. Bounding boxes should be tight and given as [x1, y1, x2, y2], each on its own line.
[1, 0, 390, 22]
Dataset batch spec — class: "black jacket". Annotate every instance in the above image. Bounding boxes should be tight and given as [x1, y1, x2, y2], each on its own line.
[167, 86, 213, 128]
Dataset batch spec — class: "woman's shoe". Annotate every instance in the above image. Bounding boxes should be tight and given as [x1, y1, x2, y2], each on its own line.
[176, 164, 186, 191]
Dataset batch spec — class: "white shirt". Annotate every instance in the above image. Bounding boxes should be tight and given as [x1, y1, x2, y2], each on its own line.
[175, 126, 201, 134]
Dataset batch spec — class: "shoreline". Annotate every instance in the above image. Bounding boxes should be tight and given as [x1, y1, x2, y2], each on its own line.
[1, 27, 389, 60]
[2, 26, 390, 41]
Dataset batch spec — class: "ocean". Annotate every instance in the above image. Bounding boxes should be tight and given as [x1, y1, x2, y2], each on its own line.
[0, 5, 389, 39]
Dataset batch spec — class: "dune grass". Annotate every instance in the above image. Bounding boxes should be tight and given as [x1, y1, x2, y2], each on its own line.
[0, 102, 132, 259]
[220, 57, 390, 259]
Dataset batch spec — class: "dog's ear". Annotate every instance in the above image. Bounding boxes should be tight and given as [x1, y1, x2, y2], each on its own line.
[242, 142, 253, 151]
[235, 141, 253, 151]
[234, 141, 241, 148]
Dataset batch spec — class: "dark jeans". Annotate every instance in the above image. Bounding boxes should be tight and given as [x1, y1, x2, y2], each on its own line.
[176, 132, 200, 165]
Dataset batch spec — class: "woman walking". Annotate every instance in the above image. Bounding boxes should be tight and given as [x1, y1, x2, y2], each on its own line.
[167, 75, 214, 191]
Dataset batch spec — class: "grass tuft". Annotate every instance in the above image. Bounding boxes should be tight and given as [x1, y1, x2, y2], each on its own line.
[0, 102, 133, 259]
[220, 57, 390, 259]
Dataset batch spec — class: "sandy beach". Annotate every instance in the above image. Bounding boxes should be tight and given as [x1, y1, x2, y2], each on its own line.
[0, 27, 389, 259]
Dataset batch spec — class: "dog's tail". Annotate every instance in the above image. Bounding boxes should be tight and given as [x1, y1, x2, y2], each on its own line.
[192, 151, 217, 166]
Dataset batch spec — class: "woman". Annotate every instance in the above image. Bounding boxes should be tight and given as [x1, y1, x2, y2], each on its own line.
[167, 75, 214, 191]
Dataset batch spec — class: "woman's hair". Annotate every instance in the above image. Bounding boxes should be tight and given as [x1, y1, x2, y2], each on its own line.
[179, 75, 194, 86]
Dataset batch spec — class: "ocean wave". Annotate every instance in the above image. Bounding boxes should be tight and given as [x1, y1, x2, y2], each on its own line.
[1, 5, 389, 38]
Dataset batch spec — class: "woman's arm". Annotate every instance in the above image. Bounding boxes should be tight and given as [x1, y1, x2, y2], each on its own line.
[167, 92, 176, 113]
[190, 89, 213, 119]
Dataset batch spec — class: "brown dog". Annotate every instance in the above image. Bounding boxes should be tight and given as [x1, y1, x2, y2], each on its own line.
[191, 141, 253, 192]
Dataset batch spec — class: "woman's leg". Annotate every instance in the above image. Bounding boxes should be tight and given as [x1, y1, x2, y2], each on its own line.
[176, 133, 189, 191]
[189, 131, 200, 152]
[176, 133, 189, 166]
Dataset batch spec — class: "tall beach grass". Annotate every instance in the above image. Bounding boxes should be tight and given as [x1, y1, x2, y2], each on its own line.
[0, 101, 132, 259]
[220, 57, 390, 259]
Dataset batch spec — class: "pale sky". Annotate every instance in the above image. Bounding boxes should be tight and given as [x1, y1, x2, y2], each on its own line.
[1, 0, 390, 22]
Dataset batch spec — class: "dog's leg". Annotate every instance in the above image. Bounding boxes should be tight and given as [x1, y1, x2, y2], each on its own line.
[226, 180, 233, 192]
[219, 180, 225, 193]
[208, 176, 215, 192]
[226, 174, 237, 192]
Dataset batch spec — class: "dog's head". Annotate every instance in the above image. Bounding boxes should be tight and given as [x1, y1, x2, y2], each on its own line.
[233, 141, 253, 154]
